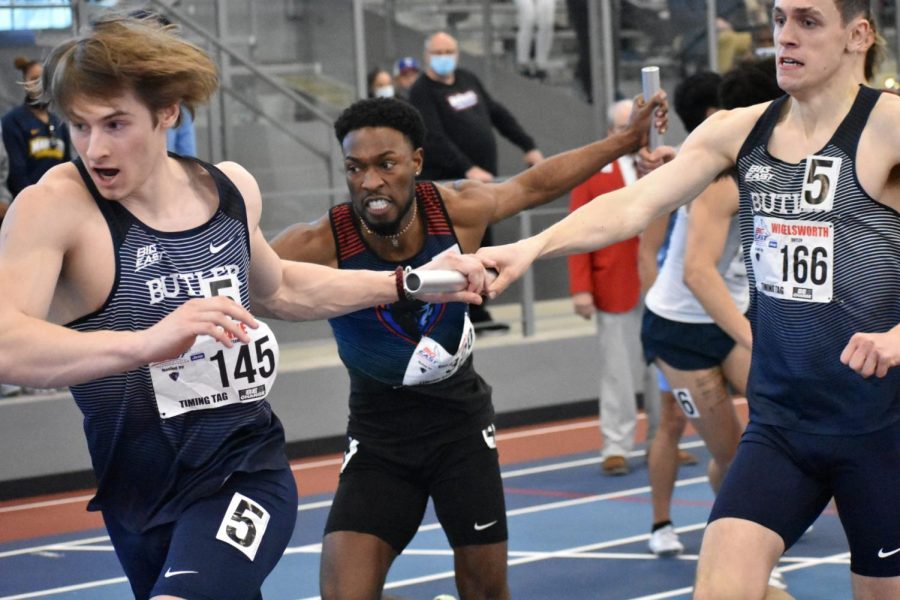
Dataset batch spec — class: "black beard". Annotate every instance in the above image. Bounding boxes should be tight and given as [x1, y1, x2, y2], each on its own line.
[364, 196, 414, 236]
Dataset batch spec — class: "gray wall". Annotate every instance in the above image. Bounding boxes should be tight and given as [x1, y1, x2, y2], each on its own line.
[0, 329, 602, 484]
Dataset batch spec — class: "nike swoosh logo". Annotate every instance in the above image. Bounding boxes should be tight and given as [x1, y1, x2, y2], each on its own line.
[878, 547, 900, 558]
[474, 520, 498, 531]
[209, 240, 231, 254]
[164, 568, 199, 578]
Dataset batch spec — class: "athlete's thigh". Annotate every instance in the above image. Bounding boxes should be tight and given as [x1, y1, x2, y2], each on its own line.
[430, 425, 508, 548]
[102, 513, 174, 600]
[832, 421, 900, 578]
[324, 438, 429, 554]
[151, 467, 298, 600]
[710, 422, 831, 550]
[656, 359, 741, 459]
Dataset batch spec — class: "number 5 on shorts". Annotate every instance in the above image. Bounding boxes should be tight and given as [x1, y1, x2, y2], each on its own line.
[216, 492, 271, 560]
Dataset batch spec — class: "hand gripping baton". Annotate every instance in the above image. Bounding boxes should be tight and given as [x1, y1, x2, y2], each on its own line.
[403, 268, 500, 298]
[403, 270, 467, 296]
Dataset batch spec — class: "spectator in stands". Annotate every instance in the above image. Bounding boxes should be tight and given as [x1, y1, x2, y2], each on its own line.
[2, 56, 70, 198]
[392, 56, 420, 99]
[409, 31, 545, 331]
[568, 99, 661, 476]
[514, 0, 557, 80]
[367, 67, 395, 99]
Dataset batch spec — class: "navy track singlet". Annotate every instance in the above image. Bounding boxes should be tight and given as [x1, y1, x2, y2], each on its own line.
[68, 155, 288, 533]
[327, 182, 493, 444]
[737, 87, 900, 434]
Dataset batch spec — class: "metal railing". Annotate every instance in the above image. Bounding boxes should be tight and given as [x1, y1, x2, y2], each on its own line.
[66, 0, 343, 197]
[146, 0, 339, 189]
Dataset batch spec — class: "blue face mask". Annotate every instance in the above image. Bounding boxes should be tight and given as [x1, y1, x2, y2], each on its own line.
[430, 55, 457, 77]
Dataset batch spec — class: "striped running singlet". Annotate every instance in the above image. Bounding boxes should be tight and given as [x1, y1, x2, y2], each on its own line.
[737, 86, 900, 434]
[68, 156, 288, 532]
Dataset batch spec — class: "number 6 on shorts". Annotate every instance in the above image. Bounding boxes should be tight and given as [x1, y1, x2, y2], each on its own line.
[215, 492, 271, 560]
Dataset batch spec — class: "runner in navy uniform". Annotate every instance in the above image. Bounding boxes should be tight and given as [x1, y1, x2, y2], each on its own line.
[0, 15, 488, 600]
[479, 1, 900, 597]
[271, 96, 667, 600]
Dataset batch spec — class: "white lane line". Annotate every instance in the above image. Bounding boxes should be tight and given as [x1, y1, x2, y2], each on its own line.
[0, 535, 111, 559]
[624, 550, 852, 600]
[0, 577, 128, 599]
[0, 495, 94, 514]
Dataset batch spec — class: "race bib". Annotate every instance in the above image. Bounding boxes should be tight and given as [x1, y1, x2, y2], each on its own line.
[752, 216, 833, 303]
[149, 320, 279, 419]
[402, 312, 475, 386]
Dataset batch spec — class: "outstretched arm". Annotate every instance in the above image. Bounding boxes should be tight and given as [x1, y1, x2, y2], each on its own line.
[476, 107, 756, 298]
[682, 176, 752, 350]
[478, 92, 668, 223]
[219, 163, 489, 320]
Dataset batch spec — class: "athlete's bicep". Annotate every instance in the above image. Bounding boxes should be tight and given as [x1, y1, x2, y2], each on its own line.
[248, 225, 286, 307]
[0, 187, 69, 319]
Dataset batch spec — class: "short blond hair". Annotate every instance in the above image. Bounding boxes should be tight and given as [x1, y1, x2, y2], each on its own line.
[41, 13, 218, 125]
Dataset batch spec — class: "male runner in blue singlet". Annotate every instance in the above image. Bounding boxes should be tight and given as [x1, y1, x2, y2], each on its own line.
[479, 1, 900, 597]
[271, 96, 667, 600]
[0, 15, 489, 600]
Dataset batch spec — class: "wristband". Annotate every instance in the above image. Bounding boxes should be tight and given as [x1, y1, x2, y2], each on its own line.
[394, 266, 414, 302]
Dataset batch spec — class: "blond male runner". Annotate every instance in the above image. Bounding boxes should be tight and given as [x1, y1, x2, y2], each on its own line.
[0, 15, 488, 600]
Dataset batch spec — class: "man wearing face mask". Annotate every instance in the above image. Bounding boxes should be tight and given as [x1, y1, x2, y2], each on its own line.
[410, 31, 544, 184]
[409, 31, 545, 330]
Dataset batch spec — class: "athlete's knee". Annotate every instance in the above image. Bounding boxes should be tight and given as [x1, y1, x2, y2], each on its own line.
[454, 546, 509, 600]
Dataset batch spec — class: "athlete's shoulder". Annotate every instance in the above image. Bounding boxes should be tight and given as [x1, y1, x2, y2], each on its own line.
[682, 102, 771, 162]
[214, 161, 262, 221]
[214, 161, 258, 191]
[270, 214, 336, 266]
[437, 179, 492, 225]
[705, 101, 771, 134]
[15, 162, 92, 212]
[867, 89, 900, 132]
[2, 163, 95, 251]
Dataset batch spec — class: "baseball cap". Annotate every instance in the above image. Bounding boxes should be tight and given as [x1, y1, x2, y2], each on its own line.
[393, 56, 420, 76]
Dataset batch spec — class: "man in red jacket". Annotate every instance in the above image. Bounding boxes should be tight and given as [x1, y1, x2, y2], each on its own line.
[568, 99, 695, 475]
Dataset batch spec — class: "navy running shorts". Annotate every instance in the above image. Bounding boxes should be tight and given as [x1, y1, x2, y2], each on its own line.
[709, 420, 900, 577]
[641, 308, 738, 371]
[103, 467, 297, 600]
[325, 424, 507, 553]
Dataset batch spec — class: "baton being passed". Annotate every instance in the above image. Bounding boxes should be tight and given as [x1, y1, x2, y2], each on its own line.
[403, 268, 499, 298]
[641, 65, 663, 151]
